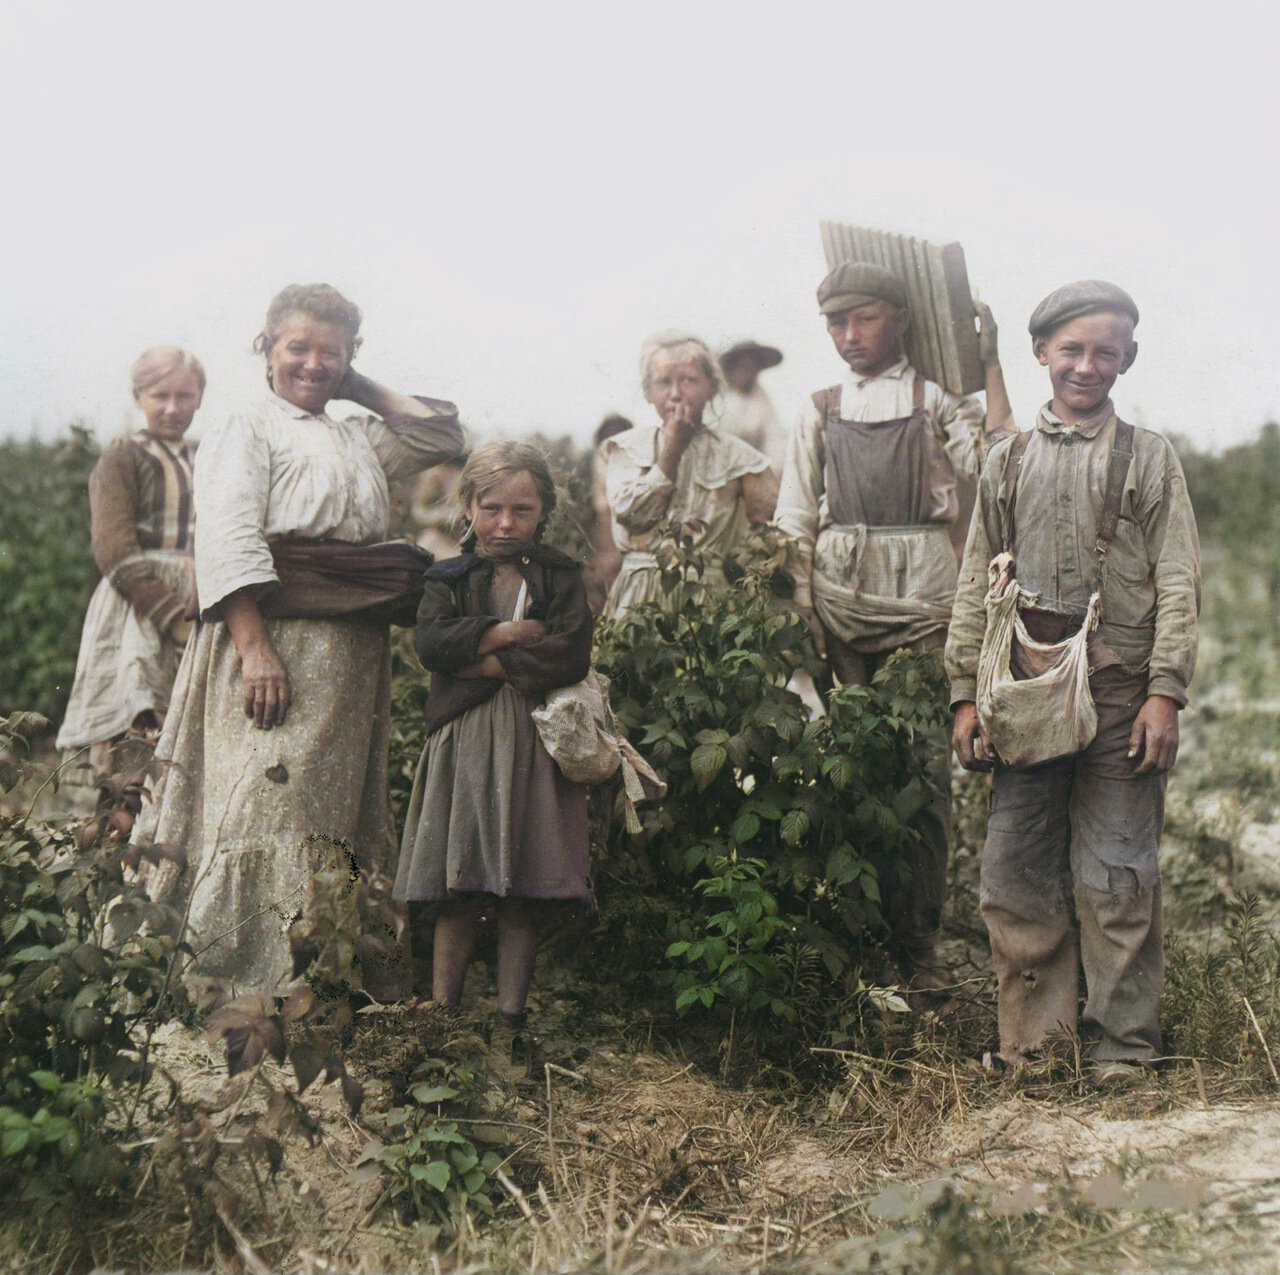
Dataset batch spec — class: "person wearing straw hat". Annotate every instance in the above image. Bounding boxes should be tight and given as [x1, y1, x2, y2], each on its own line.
[719, 339, 787, 472]
[775, 259, 1013, 997]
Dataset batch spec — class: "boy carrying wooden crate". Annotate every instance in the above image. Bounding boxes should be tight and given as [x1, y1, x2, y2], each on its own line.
[775, 260, 1013, 994]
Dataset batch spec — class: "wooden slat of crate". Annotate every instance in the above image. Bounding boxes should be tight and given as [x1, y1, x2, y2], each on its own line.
[819, 220, 984, 395]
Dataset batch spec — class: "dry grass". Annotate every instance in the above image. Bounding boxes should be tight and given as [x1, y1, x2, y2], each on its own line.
[4, 985, 1277, 1275]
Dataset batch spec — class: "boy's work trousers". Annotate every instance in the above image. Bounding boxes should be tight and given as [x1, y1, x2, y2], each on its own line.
[980, 668, 1166, 1064]
[829, 634, 949, 965]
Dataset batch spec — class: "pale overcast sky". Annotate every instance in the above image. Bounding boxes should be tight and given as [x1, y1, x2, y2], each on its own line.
[2, 0, 1277, 452]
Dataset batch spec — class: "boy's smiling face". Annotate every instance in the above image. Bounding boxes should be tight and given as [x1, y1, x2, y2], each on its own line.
[1036, 309, 1137, 424]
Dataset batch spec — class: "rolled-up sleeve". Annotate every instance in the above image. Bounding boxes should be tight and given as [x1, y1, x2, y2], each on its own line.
[194, 413, 277, 618]
[361, 397, 464, 482]
[774, 404, 825, 610]
[937, 388, 987, 482]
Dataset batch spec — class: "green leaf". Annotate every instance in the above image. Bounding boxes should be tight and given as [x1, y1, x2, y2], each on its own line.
[1, 1127, 30, 1157]
[730, 812, 760, 843]
[694, 729, 730, 746]
[27, 1071, 61, 1093]
[410, 1083, 458, 1105]
[824, 755, 853, 790]
[780, 809, 810, 846]
[449, 1147, 479, 1174]
[690, 743, 727, 790]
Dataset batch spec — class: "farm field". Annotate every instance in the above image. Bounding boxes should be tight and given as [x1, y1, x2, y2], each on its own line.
[0, 427, 1276, 1274]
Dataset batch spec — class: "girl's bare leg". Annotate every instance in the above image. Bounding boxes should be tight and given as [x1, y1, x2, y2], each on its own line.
[432, 897, 485, 1007]
[495, 898, 538, 1019]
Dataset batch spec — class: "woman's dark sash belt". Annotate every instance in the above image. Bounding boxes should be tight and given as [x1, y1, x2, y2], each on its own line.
[258, 538, 435, 626]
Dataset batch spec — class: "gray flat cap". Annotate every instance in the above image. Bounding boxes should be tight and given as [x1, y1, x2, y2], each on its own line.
[817, 261, 908, 314]
[1028, 280, 1139, 339]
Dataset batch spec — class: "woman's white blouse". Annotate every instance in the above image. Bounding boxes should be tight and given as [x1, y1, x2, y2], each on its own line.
[194, 392, 459, 616]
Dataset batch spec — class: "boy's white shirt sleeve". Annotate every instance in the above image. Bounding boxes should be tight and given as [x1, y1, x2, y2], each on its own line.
[774, 402, 826, 610]
[933, 384, 987, 481]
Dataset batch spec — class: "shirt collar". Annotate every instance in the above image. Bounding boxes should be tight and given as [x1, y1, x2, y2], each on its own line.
[843, 355, 911, 392]
[1036, 398, 1115, 439]
[267, 389, 336, 423]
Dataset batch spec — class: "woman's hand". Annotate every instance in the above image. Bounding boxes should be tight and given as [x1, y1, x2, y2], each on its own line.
[169, 616, 194, 647]
[240, 638, 292, 729]
[222, 590, 292, 729]
[478, 620, 547, 654]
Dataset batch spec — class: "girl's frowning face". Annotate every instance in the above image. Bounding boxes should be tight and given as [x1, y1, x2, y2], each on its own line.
[470, 469, 544, 557]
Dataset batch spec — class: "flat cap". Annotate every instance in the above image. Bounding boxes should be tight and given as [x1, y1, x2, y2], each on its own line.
[1028, 280, 1139, 339]
[817, 261, 908, 314]
[721, 339, 783, 371]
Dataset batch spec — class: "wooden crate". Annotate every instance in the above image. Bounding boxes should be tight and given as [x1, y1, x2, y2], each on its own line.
[819, 220, 984, 396]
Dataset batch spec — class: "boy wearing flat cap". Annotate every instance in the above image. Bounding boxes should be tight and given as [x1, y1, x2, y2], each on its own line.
[775, 260, 1013, 993]
[945, 280, 1201, 1082]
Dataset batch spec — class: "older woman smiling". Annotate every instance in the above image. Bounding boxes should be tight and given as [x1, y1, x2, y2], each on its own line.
[137, 283, 464, 991]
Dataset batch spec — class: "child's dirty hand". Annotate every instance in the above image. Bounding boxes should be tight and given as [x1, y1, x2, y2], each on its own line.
[1128, 695, 1180, 773]
[952, 701, 995, 771]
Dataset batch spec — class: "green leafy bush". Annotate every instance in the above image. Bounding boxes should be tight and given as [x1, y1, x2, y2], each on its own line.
[0, 807, 179, 1199]
[0, 428, 100, 721]
[360, 1056, 506, 1225]
[590, 525, 947, 1059]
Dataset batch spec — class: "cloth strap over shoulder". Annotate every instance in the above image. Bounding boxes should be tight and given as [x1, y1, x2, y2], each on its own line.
[811, 373, 927, 470]
[998, 420, 1135, 589]
[978, 419, 1135, 769]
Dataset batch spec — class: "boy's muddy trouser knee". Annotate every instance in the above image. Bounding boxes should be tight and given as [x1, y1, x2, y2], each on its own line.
[829, 637, 949, 963]
[978, 669, 1166, 1064]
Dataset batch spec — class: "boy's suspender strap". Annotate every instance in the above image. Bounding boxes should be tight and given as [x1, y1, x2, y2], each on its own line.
[998, 419, 1135, 589]
[1092, 418, 1135, 589]
[997, 430, 1032, 553]
[1096, 419, 1135, 547]
[811, 385, 842, 472]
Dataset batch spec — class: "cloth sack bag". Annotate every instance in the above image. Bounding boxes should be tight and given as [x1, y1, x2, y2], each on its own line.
[532, 670, 667, 832]
[533, 670, 620, 785]
[974, 420, 1134, 770]
[976, 553, 1099, 769]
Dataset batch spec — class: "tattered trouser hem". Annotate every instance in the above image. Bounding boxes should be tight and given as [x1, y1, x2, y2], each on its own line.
[979, 667, 1165, 1064]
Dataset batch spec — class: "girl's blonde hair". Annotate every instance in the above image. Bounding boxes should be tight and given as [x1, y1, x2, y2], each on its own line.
[638, 330, 724, 400]
[131, 346, 207, 399]
[457, 440, 557, 543]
